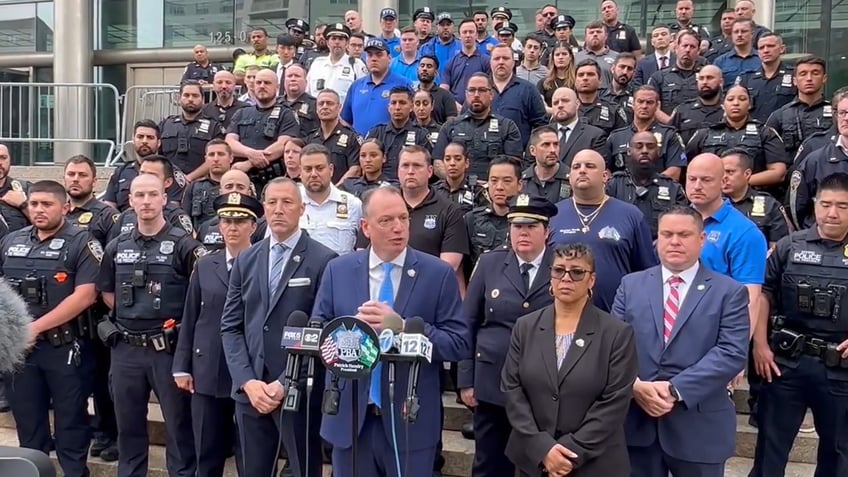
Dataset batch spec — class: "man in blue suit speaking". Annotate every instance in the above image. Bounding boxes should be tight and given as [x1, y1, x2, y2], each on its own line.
[612, 205, 750, 477]
[313, 185, 470, 477]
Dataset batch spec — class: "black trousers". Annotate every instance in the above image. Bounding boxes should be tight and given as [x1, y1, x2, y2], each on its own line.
[471, 401, 514, 477]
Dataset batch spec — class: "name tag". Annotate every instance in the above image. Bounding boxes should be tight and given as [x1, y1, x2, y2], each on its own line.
[288, 277, 311, 287]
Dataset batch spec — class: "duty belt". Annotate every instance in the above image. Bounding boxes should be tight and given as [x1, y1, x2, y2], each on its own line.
[116, 323, 179, 353]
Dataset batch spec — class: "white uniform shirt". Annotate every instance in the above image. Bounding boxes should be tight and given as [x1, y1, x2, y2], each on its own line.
[299, 183, 362, 255]
[306, 54, 368, 106]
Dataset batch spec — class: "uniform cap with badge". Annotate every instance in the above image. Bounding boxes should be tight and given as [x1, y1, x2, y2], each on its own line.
[413, 7, 435, 21]
[380, 8, 398, 20]
[552, 14, 576, 30]
[497, 22, 519, 36]
[507, 194, 558, 224]
[214, 192, 264, 220]
[324, 23, 352, 39]
[364, 37, 390, 53]
[285, 18, 310, 34]
[491, 7, 513, 21]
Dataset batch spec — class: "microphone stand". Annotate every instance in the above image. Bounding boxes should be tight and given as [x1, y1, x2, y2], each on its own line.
[351, 380, 359, 477]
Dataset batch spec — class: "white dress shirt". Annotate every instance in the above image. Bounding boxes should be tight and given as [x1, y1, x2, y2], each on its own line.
[655, 51, 670, 70]
[518, 248, 546, 290]
[268, 229, 303, 273]
[368, 247, 407, 302]
[661, 261, 700, 308]
[557, 117, 579, 144]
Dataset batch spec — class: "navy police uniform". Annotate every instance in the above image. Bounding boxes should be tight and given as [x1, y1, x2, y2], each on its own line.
[281, 93, 319, 139]
[0, 177, 31, 232]
[605, 172, 687, 240]
[458, 194, 557, 477]
[736, 64, 797, 123]
[730, 189, 792, 244]
[182, 62, 222, 84]
[67, 198, 118, 246]
[670, 98, 725, 144]
[521, 164, 571, 205]
[365, 120, 433, 179]
[579, 98, 629, 135]
[1, 222, 102, 477]
[606, 124, 687, 173]
[304, 124, 361, 184]
[159, 116, 225, 174]
[201, 99, 248, 129]
[97, 224, 206, 477]
[766, 98, 834, 153]
[181, 178, 220, 230]
[788, 141, 848, 229]
[196, 217, 224, 251]
[102, 161, 185, 212]
[432, 177, 486, 214]
[432, 113, 523, 179]
[340, 175, 399, 199]
[749, 227, 848, 477]
[647, 65, 701, 115]
[464, 206, 509, 269]
[108, 203, 194, 243]
[173, 193, 262, 477]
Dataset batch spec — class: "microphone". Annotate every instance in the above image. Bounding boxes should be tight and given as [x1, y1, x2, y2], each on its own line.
[281, 310, 309, 412]
[304, 318, 324, 394]
[0, 278, 34, 374]
[379, 313, 404, 402]
[402, 317, 429, 423]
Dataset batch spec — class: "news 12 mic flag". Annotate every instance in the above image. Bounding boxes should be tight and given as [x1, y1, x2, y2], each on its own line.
[318, 316, 381, 379]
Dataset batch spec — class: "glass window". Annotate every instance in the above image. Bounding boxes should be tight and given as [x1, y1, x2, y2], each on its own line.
[164, 0, 235, 48]
[0, 3, 36, 53]
[35, 1, 52, 52]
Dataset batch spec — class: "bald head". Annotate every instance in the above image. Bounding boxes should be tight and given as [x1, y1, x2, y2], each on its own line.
[572, 149, 606, 167]
[220, 170, 253, 196]
[214, 70, 235, 83]
[130, 173, 164, 193]
[701, 64, 722, 79]
[552, 87, 577, 102]
[551, 87, 579, 123]
[686, 153, 725, 210]
[689, 153, 724, 176]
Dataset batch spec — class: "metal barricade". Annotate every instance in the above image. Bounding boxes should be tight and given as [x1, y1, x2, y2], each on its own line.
[119, 85, 180, 150]
[0, 82, 121, 165]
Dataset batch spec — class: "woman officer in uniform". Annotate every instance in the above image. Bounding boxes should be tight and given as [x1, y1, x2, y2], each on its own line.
[458, 193, 558, 477]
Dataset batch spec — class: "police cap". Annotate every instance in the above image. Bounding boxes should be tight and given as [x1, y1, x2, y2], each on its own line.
[497, 22, 519, 36]
[214, 192, 263, 220]
[414, 7, 435, 21]
[551, 14, 576, 30]
[491, 7, 513, 21]
[364, 37, 390, 53]
[324, 23, 352, 39]
[380, 8, 398, 20]
[507, 194, 558, 224]
[285, 18, 310, 34]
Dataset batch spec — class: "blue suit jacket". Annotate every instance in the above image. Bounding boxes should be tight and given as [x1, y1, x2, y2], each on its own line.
[221, 232, 337, 402]
[312, 247, 470, 451]
[611, 263, 749, 463]
[633, 53, 676, 88]
[173, 250, 233, 398]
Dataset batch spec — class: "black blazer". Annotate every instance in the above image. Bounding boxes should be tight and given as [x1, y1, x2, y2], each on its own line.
[559, 121, 608, 167]
[501, 304, 638, 477]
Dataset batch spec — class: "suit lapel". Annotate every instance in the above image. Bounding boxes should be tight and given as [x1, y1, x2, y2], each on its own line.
[560, 124, 583, 162]
[536, 307, 559, 389]
[527, 248, 555, 297]
[393, 249, 420, 315]
[558, 305, 598, 384]
[666, 265, 712, 346]
[504, 253, 526, 297]
[353, 252, 371, 305]
[267, 234, 308, 319]
[213, 252, 229, 288]
[257, 239, 270, 310]
[649, 268, 665, 342]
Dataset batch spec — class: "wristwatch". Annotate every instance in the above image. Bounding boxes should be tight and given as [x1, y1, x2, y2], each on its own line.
[668, 382, 682, 402]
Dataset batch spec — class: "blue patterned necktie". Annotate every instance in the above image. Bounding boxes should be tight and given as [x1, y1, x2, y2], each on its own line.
[370, 262, 395, 408]
[269, 243, 287, 299]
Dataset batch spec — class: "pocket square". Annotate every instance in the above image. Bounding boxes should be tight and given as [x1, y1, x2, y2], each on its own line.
[288, 277, 311, 287]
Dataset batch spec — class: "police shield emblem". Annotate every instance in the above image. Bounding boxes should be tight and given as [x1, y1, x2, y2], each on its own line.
[48, 238, 65, 250]
[227, 193, 241, 205]
[174, 169, 187, 188]
[160, 241, 175, 254]
[11, 180, 22, 192]
[87, 240, 104, 263]
[179, 215, 194, 234]
[381, 90, 390, 98]
[752, 196, 766, 216]
[424, 214, 437, 229]
[78, 212, 93, 224]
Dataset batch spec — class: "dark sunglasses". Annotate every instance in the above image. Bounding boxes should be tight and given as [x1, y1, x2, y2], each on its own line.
[551, 266, 591, 281]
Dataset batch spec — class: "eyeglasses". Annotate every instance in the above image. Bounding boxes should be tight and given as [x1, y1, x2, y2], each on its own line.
[466, 87, 491, 95]
[836, 110, 848, 118]
[550, 266, 591, 281]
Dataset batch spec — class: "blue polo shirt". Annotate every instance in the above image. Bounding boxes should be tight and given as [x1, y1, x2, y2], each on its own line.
[378, 34, 402, 58]
[476, 36, 499, 56]
[714, 50, 761, 88]
[443, 50, 491, 105]
[390, 55, 421, 83]
[341, 72, 413, 136]
[419, 37, 462, 78]
[701, 199, 767, 284]
[492, 77, 548, 149]
[549, 198, 658, 311]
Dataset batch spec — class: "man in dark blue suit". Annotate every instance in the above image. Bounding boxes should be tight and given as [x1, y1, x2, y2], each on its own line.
[632, 25, 675, 88]
[173, 192, 263, 477]
[221, 177, 337, 477]
[312, 185, 470, 477]
[612, 206, 750, 477]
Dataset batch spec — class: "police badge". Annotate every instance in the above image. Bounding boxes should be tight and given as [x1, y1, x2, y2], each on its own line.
[423, 214, 437, 229]
[751, 196, 766, 217]
[87, 240, 104, 263]
[160, 241, 175, 254]
[48, 238, 65, 250]
[78, 212, 93, 224]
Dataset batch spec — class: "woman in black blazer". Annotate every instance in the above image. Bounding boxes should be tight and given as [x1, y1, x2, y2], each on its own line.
[501, 243, 638, 477]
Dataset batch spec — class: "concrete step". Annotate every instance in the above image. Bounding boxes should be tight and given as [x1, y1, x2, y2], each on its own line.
[726, 457, 816, 477]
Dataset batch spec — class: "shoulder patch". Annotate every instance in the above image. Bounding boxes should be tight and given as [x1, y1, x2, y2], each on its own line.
[178, 215, 194, 234]
[111, 213, 120, 224]
[87, 240, 104, 263]
[789, 170, 802, 191]
[193, 246, 208, 259]
[173, 168, 187, 188]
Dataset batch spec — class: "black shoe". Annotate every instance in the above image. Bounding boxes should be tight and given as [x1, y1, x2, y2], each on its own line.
[0, 399, 9, 413]
[90, 437, 110, 457]
[748, 414, 758, 428]
[461, 422, 474, 440]
[99, 443, 119, 462]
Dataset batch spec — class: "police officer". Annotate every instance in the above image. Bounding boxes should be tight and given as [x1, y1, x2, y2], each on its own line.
[365, 86, 433, 179]
[285, 18, 312, 60]
[201, 71, 247, 128]
[433, 73, 523, 180]
[465, 155, 522, 268]
[305, 89, 361, 184]
[647, 30, 703, 122]
[606, 132, 687, 240]
[458, 193, 557, 477]
[668, 0, 711, 48]
[306, 23, 367, 107]
[522, 126, 572, 204]
[736, 33, 796, 123]
[225, 69, 300, 193]
[62, 154, 120, 460]
[109, 156, 195, 242]
[340, 138, 399, 198]
[687, 85, 789, 194]
[181, 139, 233, 229]
[0, 143, 31, 233]
[195, 170, 256, 251]
[432, 142, 486, 213]
[721, 148, 792, 246]
[280, 63, 319, 137]
[97, 173, 205, 477]
[705, 9, 736, 63]
[301, 23, 328, 69]
[159, 81, 225, 179]
[181, 45, 222, 84]
[173, 191, 261, 477]
[748, 172, 848, 477]
[606, 86, 687, 180]
[413, 89, 443, 146]
[0, 180, 101, 477]
[414, 7, 436, 44]
[792, 126, 836, 173]
[103, 120, 185, 211]
[766, 56, 833, 155]
[574, 59, 628, 134]
[670, 65, 725, 144]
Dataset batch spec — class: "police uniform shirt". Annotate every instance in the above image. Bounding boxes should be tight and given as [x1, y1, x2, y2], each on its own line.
[196, 217, 223, 251]
[737, 64, 797, 123]
[182, 62, 222, 83]
[647, 65, 701, 115]
[417, 120, 442, 147]
[354, 189, 470, 257]
[606, 123, 687, 172]
[0, 177, 31, 232]
[431, 178, 485, 214]
[579, 99, 629, 135]
[668, 22, 710, 43]
[670, 99, 725, 144]
[789, 141, 848, 229]
[0, 222, 102, 319]
[730, 189, 791, 244]
[340, 175, 399, 198]
[686, 120, 789, 175]
[521, 164, 572, 204]
[201, 99, 248, 128]
[600, 86, 635, 122]
[340, 72, 414, 136]
[766, 98, 834, 152]
[300, 184, 362, 255]
[605, 172, 687, 239]
[97, 224, 204, 331]
[605, 22, 641, 54]
[432, 112, 524, 179]
[67, 198, 119, 246]
[365, 121, 432, 179]
[793, 128, 836, 169]
[108, 203, 194, 243]
[282, 93, 319, 138]
[705, 35, 733, 63]
[181, 178, 220, 229]
[102, 161, 185, 212]
[304, 125, 361, 183]
[159, 115, 226, 174]
[464, 206, 509, 265]
[226, 102, 301, 155]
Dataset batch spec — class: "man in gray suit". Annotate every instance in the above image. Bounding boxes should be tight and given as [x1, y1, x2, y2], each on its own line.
[221, 177, 337, 477]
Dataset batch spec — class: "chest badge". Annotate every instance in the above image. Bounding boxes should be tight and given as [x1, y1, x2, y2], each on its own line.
[48, 238, 65, 250]
[424, 214, 437, 229]
[78, 212, 93, 224]
[160, 241, 175, 255]
[491, 289, 500, 299]
[338, 134, 349, 147]
[751, 196, 766, 217]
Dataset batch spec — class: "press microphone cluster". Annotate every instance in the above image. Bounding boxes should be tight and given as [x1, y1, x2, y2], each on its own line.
[0, 278, 34, 374]
[280, 310, 323, 412]
[379, 315, 432, 423]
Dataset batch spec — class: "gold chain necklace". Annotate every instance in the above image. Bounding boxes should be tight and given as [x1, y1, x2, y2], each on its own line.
[572, 195, 609, 234]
